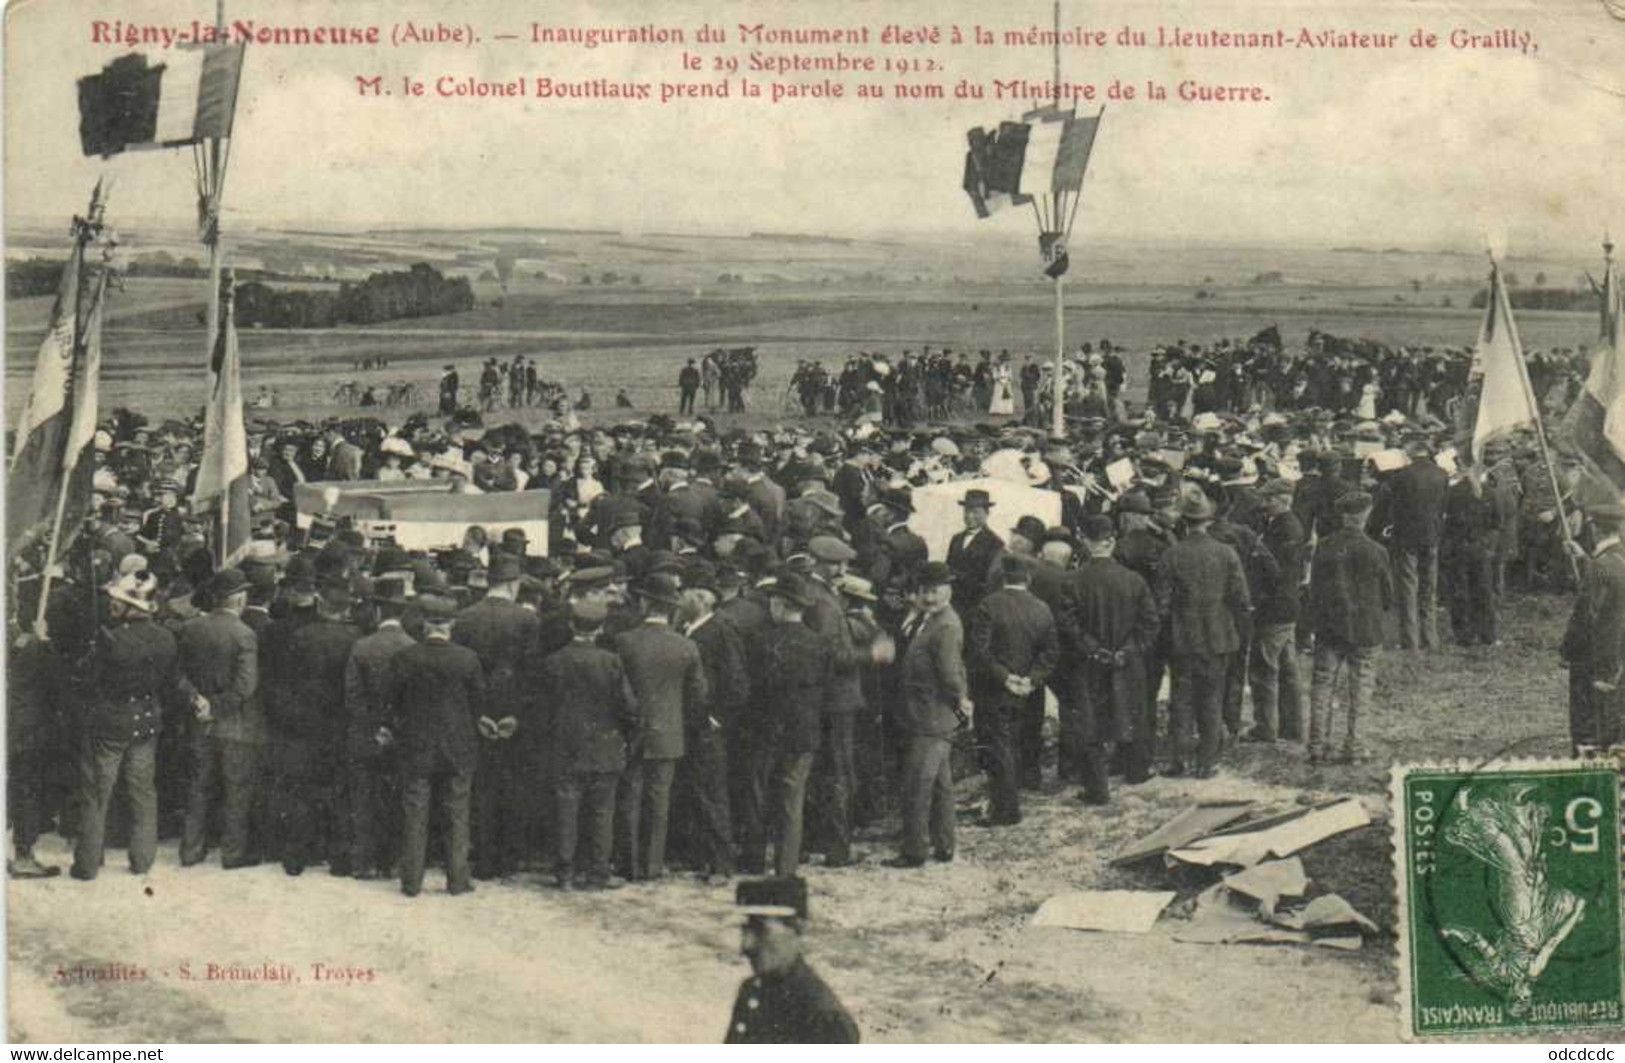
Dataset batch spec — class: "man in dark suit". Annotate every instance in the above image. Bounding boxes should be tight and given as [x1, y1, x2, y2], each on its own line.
[341, 577, 415, 880]
[679, 567, 746, 880]
[755, 575, 837, 876]
[725, 878, 859, 1043]
[1157, 494, 1251, 778]
[1445, 463, 1505, 647]
[1055, 516, 1160, 801]
[454, 553, 542, 879]
[737, 445, 786, 554]
[176, 567, 262, 870]
[1561, 501, 1625, 752]
[385, 594, 486, 896]
[1114, 489, 1176, 757]
[614, 572, 708, 880]
[1248, 480, 1307, 742]
[967, 556, 1058, 824]
[717, 569, 776, 872]
[888, 562, 969, 867]
[271, 576, 361, 875]
[1371, 436, 1448, 650]
[804, 536, 866, 867]
[862, 487, 928, 589]
[1307, 492, 1393, 764]
[678, 358, 701, 414]
[538, 597, 639, 889]
[947, 488, 1005, 612]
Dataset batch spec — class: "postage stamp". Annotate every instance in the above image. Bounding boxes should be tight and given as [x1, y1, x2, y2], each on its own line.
[1392, 759, 1624, 1038]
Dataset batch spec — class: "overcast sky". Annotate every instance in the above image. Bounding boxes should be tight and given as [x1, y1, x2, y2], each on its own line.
[4, 0, 1622, 254]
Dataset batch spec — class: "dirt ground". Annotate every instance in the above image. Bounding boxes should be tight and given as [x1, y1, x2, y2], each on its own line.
[7, 604, 1575, 1043]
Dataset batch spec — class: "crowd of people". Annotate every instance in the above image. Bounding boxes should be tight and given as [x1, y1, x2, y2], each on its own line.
[7, 335, 1622, 915]
[707, 332, 1592, 437]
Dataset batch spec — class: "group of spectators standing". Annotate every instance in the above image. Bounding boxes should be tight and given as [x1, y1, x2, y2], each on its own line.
[7, 334, 1621, 904]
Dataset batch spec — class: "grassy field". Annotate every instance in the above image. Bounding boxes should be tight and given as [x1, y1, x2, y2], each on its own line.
[2, 275, 1605, 427]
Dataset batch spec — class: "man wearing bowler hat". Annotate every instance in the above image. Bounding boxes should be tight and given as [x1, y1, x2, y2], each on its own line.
[947, 488, 1004, 612]
[1157, 492, 1251, 778]
[725, 877, 859, 1043]
[888, 561, 969, 866]
[176, 566, 263, 869]
[614, 571, 708, 880]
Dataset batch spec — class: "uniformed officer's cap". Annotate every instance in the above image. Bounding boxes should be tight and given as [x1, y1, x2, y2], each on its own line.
[808, 536, 856, 564]
[736, 877, 809, 921]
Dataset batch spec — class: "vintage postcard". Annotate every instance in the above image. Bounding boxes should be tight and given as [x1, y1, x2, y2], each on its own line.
[5, 0, 1625, 1046]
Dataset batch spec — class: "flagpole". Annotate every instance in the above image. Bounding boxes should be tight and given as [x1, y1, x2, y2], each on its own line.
[1492, 257, 1582, 587]
[202, 0, 232, 567]
[1049, 0, 1066, 440]
[32, 187, 109, 633]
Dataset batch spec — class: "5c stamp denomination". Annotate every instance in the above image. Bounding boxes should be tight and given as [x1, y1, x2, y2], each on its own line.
[1392, 760, 1623, 1038]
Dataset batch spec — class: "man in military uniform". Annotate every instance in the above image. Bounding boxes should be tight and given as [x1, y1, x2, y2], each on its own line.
[137, 480, 186, 558]
[176, 567, 262, 869]
[1561, 501, 1625, 752]
[71, 573, 192, 880]
[724, 877, 859, 1044]
[538, 596, 639, 889]
[454, 552, 541, 879]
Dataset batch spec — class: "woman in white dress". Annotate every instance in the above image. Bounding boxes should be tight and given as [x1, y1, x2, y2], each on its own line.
[989, 358, 1016, 416]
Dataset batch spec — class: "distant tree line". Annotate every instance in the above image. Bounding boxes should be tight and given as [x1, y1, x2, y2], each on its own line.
[1468, 286, 1596, 312]
[235, 262, 474, 328]
[5, 252, 323, 298]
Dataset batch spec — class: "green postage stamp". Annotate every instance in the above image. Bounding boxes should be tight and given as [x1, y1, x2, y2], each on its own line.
[1393, 760, 1623, 1037]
